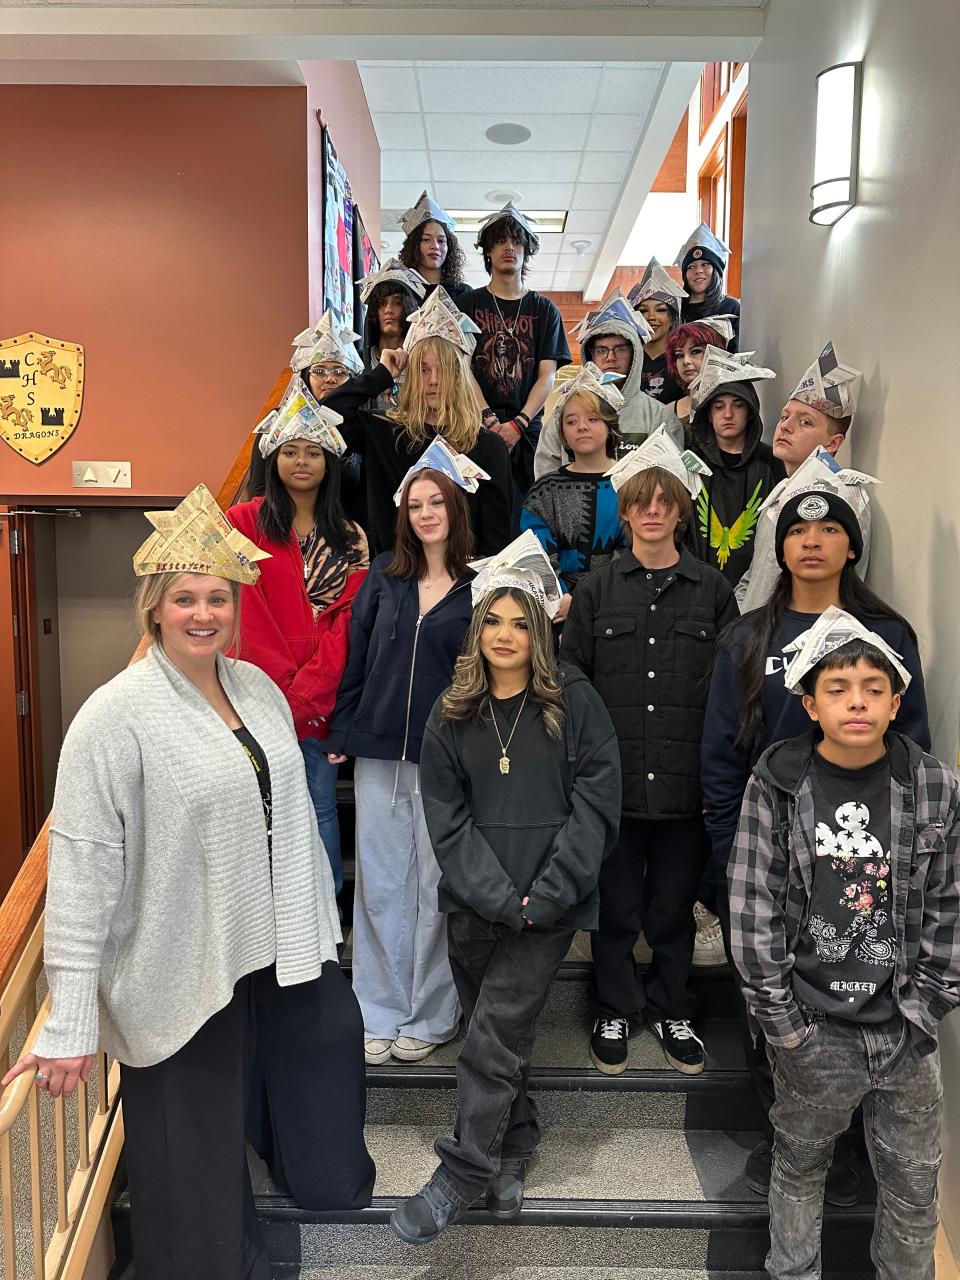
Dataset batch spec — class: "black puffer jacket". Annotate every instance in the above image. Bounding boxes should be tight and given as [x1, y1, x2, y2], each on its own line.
[561, 546, 738, 820]
[687, 379, 785, 590]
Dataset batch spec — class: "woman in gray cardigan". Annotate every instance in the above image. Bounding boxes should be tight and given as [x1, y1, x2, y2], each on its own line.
[3, 485, 374, 1280]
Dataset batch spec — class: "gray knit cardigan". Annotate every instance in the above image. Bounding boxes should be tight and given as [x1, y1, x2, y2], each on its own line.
[33, 643, 341, 1068]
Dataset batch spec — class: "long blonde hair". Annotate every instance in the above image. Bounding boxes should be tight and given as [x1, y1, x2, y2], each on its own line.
[441, 587, 565, 740]
[389, 337, 482, 454]
[135, 571, 242, 655]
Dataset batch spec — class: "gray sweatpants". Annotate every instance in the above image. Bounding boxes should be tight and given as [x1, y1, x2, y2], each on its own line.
[351, 758, 460, 1044]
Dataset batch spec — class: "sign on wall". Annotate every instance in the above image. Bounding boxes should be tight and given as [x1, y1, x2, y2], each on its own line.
[0, 332, 84, 464]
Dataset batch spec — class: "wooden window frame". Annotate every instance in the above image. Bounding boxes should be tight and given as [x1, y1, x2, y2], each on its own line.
[700, 62, 731, 141]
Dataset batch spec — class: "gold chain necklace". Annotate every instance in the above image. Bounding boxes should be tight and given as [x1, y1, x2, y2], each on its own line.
[488, 688, 529, 776]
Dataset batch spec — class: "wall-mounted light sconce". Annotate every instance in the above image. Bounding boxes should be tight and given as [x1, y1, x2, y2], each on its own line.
[810, 61, 863, 226]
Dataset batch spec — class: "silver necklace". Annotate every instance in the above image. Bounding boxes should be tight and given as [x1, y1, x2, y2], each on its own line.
[491, 289, 526, 336]
[488, 688, 529, 776]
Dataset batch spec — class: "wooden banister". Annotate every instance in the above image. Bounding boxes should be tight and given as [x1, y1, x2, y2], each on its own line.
[0, 365, 292, 990]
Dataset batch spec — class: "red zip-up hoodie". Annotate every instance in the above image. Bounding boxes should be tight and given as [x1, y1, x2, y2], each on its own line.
[227, 497, 367, 741]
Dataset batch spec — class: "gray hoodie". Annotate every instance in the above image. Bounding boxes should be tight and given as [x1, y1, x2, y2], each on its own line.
[533, 319, 684, 480]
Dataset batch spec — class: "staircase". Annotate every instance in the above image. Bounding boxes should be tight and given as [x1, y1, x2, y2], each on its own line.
[112, 925, 876, 1278]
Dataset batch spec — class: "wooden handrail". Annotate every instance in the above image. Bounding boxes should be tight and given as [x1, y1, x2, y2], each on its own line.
[0, 365, 292, 991]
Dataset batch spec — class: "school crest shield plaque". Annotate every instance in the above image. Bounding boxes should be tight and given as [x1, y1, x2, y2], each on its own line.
[0, 332, 84, 464]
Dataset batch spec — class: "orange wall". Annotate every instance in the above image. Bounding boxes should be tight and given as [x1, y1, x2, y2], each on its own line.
[299, 61, 382, 326]
[0, 85, 308, 502]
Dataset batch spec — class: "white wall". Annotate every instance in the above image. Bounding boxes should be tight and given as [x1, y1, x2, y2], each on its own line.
[743, 0, 960, 1248]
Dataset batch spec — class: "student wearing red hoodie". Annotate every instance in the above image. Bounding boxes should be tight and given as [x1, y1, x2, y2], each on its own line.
[229, 390, 369, 894]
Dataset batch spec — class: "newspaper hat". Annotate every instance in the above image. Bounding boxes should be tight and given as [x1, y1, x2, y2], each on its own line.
[133, 483, 271, 586]
[469, 529, 563, 619]
[628, 257, 687, 315]
[675, 222, 730, 275]
[399, 191, 456, 237]
[571, 287, 654, 346]
[788, 342, 863, 421]
[552, 362, 625, 418]
[699, 314, 737, 346]
[393, 437, 491, 506]
[358, 257, 428, 306]
[255, 381, 347, 459]
[781, 605, 912, 695]
[689, 346, 777, 413]
[605, 425, 712, 499]
[768, 448, 879, 566]
[290, 310, 364, 376]
[475, 203, 540, 254]
[403, 287, 482, 358]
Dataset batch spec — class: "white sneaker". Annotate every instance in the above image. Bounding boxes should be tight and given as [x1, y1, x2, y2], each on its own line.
[364, 1037, 394, 1065]
[692, 901, 727, 968]
[391, 1036, 441, 1062]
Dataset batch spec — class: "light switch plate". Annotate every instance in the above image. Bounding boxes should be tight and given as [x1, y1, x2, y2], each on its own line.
[71, 461, 132, 489]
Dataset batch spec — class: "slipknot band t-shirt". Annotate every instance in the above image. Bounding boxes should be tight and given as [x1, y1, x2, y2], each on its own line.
[459, 288, 571, 424]
[792, 749, 896, 1022]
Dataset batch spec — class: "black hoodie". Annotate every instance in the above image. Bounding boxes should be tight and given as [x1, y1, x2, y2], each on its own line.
[419, 665, 622, 932]
[687, 378, 785, 589]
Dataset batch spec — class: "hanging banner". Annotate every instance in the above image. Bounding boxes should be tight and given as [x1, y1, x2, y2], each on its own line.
[0, 332, 84, 464]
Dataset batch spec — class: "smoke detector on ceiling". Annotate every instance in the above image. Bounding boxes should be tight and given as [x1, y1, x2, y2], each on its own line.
[484, 189, 524, 205]
[570, 240, 592, 255]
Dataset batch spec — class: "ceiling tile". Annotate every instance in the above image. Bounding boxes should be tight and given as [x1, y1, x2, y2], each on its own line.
[587, 114, 649, 151]
[576, 152, 631, 183]
[416, 65, 602, 116]
[372, 112, 427, 149]
[430, 150, 582, 183]
[433, 180, 576, 208]
[358, 65, 420, 113]
[423, 112, 592, 152]
[571, 182, 624, 210]
[593, 67, 662, 114]
[563, 211, 613, 235]
[380, 151, 431, 183]
[382, 181, 432, 209]
[551, 269, 592, 290]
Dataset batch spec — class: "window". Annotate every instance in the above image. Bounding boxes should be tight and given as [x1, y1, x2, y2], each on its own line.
[700, 62, 732, 139]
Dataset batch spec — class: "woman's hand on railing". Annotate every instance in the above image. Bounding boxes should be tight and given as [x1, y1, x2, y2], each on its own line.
[2, 1051, 94, 1099]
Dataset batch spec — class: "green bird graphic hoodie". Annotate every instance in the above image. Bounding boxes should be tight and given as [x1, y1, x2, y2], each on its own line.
[687, 379, 786, 591]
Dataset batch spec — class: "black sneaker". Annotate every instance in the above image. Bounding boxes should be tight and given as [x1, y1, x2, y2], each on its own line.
[485, 1155, 528, 1220]
[648, 1017, 705, 1075]
[590, 1017, 629, 1075]
[390, 1170, 470, 1245]
[745, 1135, 772, 1196]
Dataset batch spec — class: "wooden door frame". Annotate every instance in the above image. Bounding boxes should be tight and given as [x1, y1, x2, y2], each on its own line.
[727, 90, 749, 300]
[0, 511, 29, 893]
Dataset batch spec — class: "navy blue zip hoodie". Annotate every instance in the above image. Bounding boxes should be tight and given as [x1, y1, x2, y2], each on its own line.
[702, 607, 930, 872]
[326, 553, 474, 764]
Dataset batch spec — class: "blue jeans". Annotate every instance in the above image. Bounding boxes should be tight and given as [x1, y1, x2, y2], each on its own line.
[767, 1010, 942, 1279]
[300, 739, 342, 895]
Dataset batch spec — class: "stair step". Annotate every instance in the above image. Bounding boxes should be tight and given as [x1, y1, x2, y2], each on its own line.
[272, 1268, 869, 1279]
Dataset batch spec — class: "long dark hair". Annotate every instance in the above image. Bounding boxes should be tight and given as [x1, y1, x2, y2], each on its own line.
[682, 266, 726, 317]
[256, 447, 359, 556]
[365, 281, 419, 351]
[399, 221, 467, 288]
[387, 468, 475, 581]
[729, 564, 918, 748]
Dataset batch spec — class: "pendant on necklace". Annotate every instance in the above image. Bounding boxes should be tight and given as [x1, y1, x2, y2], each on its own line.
[499, 755, 511, 776]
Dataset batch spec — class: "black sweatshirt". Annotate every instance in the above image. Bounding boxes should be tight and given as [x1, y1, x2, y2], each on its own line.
[419, 665, 622, 932]
[323, 364, 514, 557]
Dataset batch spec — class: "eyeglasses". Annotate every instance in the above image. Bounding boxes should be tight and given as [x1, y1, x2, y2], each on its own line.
[591, 343, 631, 359]
[309, 365, 349, 381]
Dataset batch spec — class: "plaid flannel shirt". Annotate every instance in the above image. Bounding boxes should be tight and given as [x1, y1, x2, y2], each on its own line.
[728, 730, 960, 1051]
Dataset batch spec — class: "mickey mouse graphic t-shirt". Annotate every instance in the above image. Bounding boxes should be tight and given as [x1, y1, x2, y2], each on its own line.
[792, 748, 896, 1022]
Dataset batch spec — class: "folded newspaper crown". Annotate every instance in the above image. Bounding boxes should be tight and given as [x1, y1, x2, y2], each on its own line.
[674, 222, 730, 271]
[399, 191, 457, 237]
[358, 257, 428, 306]
[699, 314, 737, 345]
[469, 530, 563, 620]
[571, 287, 654, 345]
[759, 447, 879, 525]
[403, 287, 482, 358]
[789, 342, 863, 421]
[689, 346, 777, 413]
[782, 605, 912, 695]
[393, 437, 491, 506]
[553, 362, 625, 418]
[604, 425, 712, 499]
[133, 483, 271, 586]
[475, 203, 540, 253]
[627, 257, 687, 310]
[255, 380, 347, 459]
[290, 310, 364, 376]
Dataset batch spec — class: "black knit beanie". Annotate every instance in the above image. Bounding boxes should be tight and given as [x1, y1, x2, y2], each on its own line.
[775, 489, 863, 566]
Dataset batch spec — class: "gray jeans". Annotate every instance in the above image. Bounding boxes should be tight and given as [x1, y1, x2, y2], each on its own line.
[767, 1011, 942, 1280]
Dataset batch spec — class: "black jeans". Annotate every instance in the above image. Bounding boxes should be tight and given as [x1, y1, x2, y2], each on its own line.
[434, 909, 574, 1200]
[590, 815, 706, 1022]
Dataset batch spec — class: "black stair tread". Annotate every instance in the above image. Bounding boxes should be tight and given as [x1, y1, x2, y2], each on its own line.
[271, 1268, 869, 1279]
